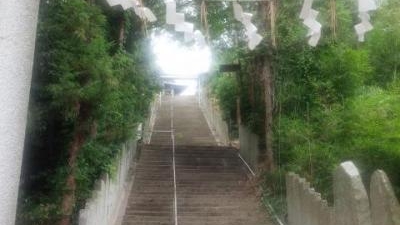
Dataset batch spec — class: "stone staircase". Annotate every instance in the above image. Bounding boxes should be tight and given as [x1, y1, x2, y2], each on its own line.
[122, 95, 273, 225]
[123, 144, 174, 225]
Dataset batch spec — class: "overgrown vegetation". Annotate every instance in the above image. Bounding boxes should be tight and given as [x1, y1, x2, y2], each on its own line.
[208, 74, 239, 121]
[204, 0, 400, 220]
[17, 0, 159, 224]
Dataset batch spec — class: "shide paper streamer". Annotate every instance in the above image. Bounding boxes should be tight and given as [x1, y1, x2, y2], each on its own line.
[355, 0, 377, 42]
[300, 0, 322, 47]
[233, 2, 263, 50]
[106, 0, 157, 22]
[106, 0, 206, 47]
[105, 0, 382, 48]
[164, 0, 207, 47]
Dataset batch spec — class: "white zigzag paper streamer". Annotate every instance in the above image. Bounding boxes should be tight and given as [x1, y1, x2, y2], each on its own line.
[106, 0, 157, 22]
[300, 0, 322, 47]
[355, 0, 377, 42]
[163, 0, 207, 47]
[232, 2, 263, 50]
[166, 1, 177, 24]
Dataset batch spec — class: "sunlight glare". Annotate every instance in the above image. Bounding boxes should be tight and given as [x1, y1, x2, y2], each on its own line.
[151, 32, 211, 78]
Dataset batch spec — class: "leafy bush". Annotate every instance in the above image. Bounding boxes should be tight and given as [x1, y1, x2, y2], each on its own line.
[209, 73, 239, 122]
[342, 87, 400, 195]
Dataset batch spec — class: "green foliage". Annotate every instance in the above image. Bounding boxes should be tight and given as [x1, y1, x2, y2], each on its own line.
[208, 0, 400, 211]
[366, 0, 400, 86]
[274, 111, 340, 201]
[18, 0, 159, 224]
[74, 140, 120, 206]
[38, 0, 112, 121]
[316, 44, 372, 104]
[209, 74, 239, 121]
[17, 196, 60, 225]
[342, 87, 400, 194]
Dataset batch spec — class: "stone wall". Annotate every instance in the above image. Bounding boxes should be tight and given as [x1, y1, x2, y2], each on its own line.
[78, 138, 138, 225]
[198, 84, 260, 170]
[370, 170, 400, 225]
[199, 88, 230, 146]
[142, 95, 160, 144]
[286, 161, 400, 225]
[238, 125, 260, 171]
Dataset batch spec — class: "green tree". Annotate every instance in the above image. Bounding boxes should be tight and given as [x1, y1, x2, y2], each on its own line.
[18, 1, 159, 224]
[366, 0, 400, 86]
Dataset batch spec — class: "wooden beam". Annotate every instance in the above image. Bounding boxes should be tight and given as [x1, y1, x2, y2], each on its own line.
[219, 64, 241, 72]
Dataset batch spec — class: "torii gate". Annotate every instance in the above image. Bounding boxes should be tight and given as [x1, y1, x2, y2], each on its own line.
[0, 1, 40, 224]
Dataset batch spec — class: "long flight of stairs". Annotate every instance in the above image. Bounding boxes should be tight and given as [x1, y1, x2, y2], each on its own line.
[122, 95, 273, 225]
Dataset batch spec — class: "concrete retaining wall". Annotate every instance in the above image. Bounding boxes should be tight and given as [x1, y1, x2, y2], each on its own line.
[286, 173, 335, 225]
[238, 125, 260, 171]
[286, 161, 400, 225]
[198, 84, 260, 170]
[78, 138, 138, 225]
[142, 95, 160, 144]
[199, 89, 230, 146]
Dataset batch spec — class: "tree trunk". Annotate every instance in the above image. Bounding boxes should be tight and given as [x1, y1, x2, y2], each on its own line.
[269, 0, 277, 48]
[118, 15, 126, 46]
[259, 0, 277, 172]
[262, 59, 275, 172]
[330, 0, 337, 39]
[236, 97, 241, 125]
[58, 102, 89, 225]
[58, 129, 85, 225]
[249, 68, 255, 110]
[236, 69, 243, 126]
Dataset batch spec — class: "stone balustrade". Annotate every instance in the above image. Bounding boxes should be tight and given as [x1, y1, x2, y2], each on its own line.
[370, 170, 400, 225]
[286, 161, 400, 225]
[238, 125, 260, 171]
[199, 86, 261, 170]
[78, 139, 138, 225]
[199, 89, 230, 146]
[142, 96, 160, 144]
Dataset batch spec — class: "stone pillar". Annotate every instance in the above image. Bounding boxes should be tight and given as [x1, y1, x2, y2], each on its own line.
[370, 170, 400, 225]
[0, 1, 40, 224]
[333, 161, 372, 225]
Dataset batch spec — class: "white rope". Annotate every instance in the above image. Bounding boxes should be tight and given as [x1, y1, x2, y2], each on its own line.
[238, 153, 255, 176]
[170, 94, 178, 225]
[237, 153, 285, 225]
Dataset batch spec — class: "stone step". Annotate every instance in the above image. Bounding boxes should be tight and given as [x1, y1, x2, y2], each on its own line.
[121, 96, 271, 225]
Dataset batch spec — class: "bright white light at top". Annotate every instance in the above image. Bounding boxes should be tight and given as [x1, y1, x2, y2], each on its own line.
[174, 79, 197, 96]
[151, 32, 211, 78]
